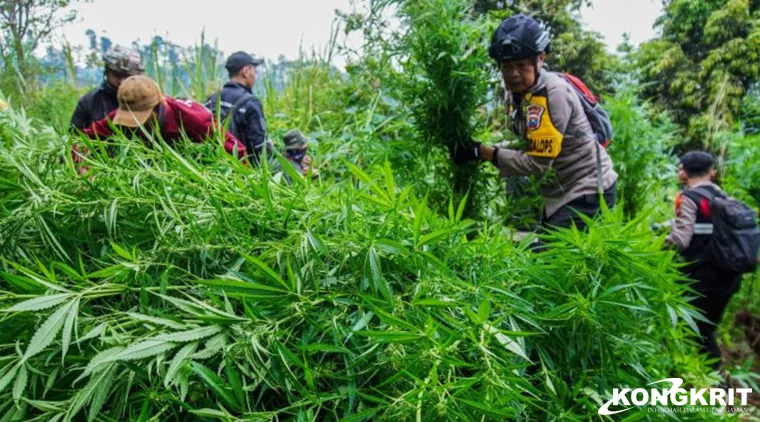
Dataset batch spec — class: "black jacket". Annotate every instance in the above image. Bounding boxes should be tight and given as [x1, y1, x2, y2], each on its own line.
[70, 81, 119, 131]
[205, 82, 270, 161]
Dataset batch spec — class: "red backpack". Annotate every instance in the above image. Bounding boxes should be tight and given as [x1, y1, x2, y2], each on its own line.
[559, 73, 613, 148]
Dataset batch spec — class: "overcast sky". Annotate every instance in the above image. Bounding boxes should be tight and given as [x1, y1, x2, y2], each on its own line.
[57, 0, 663, 65]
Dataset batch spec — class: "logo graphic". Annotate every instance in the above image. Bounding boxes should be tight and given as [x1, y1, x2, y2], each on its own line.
[526, 104, 545, 131]
[598, 378, 753, 415]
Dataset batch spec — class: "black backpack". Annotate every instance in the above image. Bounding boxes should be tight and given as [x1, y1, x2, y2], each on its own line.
[204, 91, 253, 140]
[683, 187, 760, 274]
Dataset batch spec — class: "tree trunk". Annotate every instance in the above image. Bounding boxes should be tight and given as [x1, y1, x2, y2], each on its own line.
[13, 36, 28, 85]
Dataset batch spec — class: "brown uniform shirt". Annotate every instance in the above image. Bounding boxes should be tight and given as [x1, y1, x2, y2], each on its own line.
[494, 69, 618, 218]
[665, 181, 722, 250]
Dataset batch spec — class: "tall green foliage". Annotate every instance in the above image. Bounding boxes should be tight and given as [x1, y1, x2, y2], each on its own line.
[722, 131, 760, 206]
[0, 102, 713, 421]
[0, 0, 85, 85]
[0, 6, 758, 419]
[636, 0, 760, 149]
[605, 87, 678, 219]
[354, 0, 493, 216]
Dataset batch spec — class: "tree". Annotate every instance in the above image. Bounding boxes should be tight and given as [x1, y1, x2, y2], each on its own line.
[636, 0, 760, 150]
[0, 0, 86, 84]
[85, 28, 96, 50]
[100, 35, 111, 54]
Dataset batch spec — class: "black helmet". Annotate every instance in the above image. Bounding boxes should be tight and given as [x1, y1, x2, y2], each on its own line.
[489, 14, 551, 63]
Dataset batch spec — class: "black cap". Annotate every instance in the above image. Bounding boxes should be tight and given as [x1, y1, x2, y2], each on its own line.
[225, 51, 264, 73]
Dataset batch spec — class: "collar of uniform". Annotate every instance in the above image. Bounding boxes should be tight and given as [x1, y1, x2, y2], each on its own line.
[528, 68, 550, 94]
[520, 68, 550, 102]
[100, 80, 118, 97]
[224, 81, 253, 94]
[691, 180, 722, 191]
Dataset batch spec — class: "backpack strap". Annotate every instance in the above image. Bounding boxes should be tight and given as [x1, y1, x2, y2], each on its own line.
[203, 92, 219, 110]
[683, 186, 726, 204]
[230, 91, 254, 112]
[561, 73, 598, 105]
[595, 142, 603, 195]
[555, 72, 605, 194]
[680, 187, 718, 235]
[682, 186, 729, 233]
[223, 92, 255, 129]
[205, 90, 253, 116]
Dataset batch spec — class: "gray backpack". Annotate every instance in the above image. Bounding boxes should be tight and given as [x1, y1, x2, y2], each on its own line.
[683, 187, 760, 274]
[559, 73, 613, 148]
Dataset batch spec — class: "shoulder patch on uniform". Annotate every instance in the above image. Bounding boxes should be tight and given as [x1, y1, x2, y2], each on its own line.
[526, 104, 545, 131]
[675, 193, 683, 216]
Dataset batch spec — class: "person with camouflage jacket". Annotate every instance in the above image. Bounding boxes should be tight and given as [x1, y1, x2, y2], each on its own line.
[70, 46, 144, 131]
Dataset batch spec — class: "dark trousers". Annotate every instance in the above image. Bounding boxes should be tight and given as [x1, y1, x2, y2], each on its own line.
[541, 184, 617, 230]
[685, 264, 742, 368]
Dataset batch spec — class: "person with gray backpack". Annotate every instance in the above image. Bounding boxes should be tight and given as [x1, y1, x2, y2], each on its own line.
[666, 151, 760, 368]
[450, 13, 618, 231]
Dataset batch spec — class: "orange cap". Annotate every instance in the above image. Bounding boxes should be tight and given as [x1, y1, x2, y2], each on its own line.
[113, 75, 163, 127]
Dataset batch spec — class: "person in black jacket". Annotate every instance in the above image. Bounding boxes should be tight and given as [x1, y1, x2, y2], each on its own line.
[205, 51, 272, 163]
[665, 151, 743, 369]
[70, 46, 144, 131]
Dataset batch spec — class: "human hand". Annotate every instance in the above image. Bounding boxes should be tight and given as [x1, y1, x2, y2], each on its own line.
[449, 139, 481, 164]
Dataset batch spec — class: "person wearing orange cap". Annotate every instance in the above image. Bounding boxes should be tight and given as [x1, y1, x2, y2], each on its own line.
[74, 75, 247, 167]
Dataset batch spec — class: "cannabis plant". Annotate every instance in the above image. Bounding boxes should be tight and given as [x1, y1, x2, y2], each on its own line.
[0, 102, 715, 421]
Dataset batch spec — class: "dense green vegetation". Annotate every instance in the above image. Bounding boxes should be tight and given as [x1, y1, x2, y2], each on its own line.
[0, 0, 758, 420]
[637, 0, 760, 149]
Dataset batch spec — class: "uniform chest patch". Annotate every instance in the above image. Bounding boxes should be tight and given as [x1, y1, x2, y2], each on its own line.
[525, 103, 545, 131]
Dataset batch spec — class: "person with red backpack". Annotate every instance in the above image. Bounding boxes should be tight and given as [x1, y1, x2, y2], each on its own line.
[665, 151, 759, 368]
[451, 14, 618, 230]
[73, 75, 248, 173]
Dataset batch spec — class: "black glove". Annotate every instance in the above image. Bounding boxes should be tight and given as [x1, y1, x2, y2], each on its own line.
[450, 139, 481, 164]
[650, 221, 671, 232]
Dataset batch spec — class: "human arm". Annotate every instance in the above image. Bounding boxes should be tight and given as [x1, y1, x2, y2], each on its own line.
[665, 193, 698, 250]
[69, 96, 91, 131]
[456, 82, 574, 175]
[72, 112, 117, 166]
[243, 97, 273, 160]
